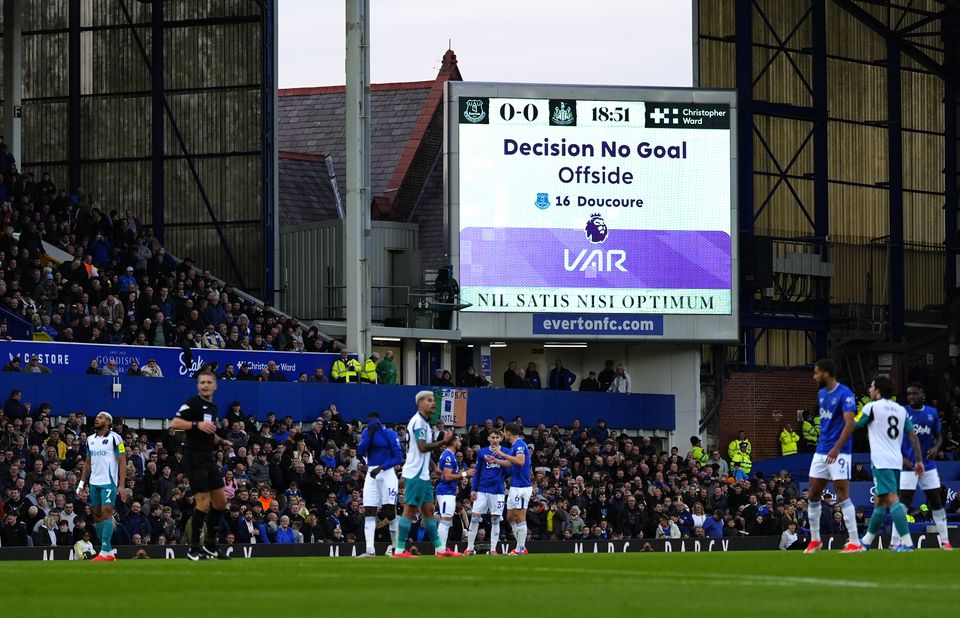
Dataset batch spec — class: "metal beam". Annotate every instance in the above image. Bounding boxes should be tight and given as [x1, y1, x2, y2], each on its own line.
[117, 0, 247, 289]
[888, 39, 906, 343]
[945, 5, 960, 311]
[261, 0, 279, 305]
[3, 0, 23, 166]
[833, 0, 945, 78]
[813, 0, 830, 358]
[345, 0, 371, 358]
[736, 0, 755, 369]
[68, 0, 81, 192]
[151, 0, 164, 244]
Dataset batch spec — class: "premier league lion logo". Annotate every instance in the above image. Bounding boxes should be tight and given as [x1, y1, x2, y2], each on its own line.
[585, 213, 608, 244]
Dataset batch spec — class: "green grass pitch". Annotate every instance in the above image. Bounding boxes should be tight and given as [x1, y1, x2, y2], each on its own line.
[3, 551, 958, 616]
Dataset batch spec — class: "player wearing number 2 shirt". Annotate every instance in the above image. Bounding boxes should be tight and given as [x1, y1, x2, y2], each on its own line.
[805, 359, 862, 554]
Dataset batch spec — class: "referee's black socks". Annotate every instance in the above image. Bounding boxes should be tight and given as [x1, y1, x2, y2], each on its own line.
[204, 507, 224, 547]
[190, 508, 207, 550]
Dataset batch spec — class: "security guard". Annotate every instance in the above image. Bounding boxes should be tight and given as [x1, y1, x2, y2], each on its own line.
[801, 411, 820, 451]
[331, 348, 362, 383]
[689, 436, 708, 465]
[727, 430, 752, 460]
[730, 442, 752, 475]
[779, 424, 800, 456]
[360, 352, 379, 384]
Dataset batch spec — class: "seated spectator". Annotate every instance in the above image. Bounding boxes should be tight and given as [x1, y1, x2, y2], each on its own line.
[311, 368, 328, 383]
[126, 360, 141, 376]
[3, 356, 22, 372]
[85, 359, 101, 375]
[23, 355, 52, 374]
[140, 359, 163, 378]
[101, 359, 120, 376]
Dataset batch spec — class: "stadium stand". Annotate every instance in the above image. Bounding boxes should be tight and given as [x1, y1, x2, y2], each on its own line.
[1, 393, 957, 549]
[0, 163, 342, 361]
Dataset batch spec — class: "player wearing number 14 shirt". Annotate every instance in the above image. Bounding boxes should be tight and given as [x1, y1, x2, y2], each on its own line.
[805, 359, 863, 554]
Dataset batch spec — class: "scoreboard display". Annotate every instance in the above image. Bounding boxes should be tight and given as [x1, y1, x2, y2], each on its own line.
[446, 83, 738, 340]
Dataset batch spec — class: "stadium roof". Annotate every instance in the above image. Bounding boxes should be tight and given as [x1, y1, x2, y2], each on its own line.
[277, 49, 462, 225]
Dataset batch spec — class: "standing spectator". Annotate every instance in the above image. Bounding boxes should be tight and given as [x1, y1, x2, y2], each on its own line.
[376, 351, 397, 385]
[525, 362, 542, 389]
[140, 359, 164, 378]
[578, 371, 600, 392]
[118, 266, 137, 293]
[503, 361, 521, 389]
[801, 410, 820, 452]
[331, 349, 361, 383]
[201, 324, 225, 349]
[779, 424, 800, 456]
[598, 360, 616, 393]
[728, 430, 752, 460]
[608, 363, 631, 394]
[548, 360, 576, 391]
[360, 353, 379, 384]
[3, 390, 28, 421]
[98, 294, 124, 325]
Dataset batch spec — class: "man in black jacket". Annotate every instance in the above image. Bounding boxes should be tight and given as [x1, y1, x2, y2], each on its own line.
[0, 512, 29, 546]
[3, 390, 27, 421]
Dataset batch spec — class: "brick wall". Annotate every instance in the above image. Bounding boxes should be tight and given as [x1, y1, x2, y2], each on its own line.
[718, 370, 819, 461]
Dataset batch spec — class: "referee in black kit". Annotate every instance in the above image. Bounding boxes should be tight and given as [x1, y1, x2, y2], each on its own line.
[170, 370, 233, 560]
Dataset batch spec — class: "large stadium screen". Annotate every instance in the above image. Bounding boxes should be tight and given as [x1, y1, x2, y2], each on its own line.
[454, 91, 733, 316]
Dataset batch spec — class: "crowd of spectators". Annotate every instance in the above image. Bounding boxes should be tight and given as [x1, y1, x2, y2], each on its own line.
[3, 393, 960, 553]
[495, 359, 632, 393]
[0, 168, 343, 356]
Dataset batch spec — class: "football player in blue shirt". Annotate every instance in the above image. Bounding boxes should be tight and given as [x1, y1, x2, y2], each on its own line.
[489, 423, 532, 555]
[891, 382, 951, 550]
[805, 359, 862, 554]
[355, 412, 404, 557]
[466, 429, 507, 555]
[436, 434, 473, 549]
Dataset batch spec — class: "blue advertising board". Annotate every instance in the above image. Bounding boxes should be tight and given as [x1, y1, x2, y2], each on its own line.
[0, 340, 342, 381]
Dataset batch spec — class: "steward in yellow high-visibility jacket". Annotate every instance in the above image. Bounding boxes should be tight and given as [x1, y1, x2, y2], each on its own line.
[779, 425, 800, 456]
[331, 351, 362, 383]
[689, 436, 708, 465]
[731, 445, 752, 475]
[728, 430, 752, 460]
[360, 353, 380, 383]
[802, 412, 820, 450]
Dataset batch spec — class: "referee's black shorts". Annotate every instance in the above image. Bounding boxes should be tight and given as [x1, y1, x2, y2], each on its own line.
[183, 449, 224, 493]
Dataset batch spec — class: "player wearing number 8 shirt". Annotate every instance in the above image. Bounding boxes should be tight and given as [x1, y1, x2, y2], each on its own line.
[466, 429, 507, 555]
[170, 371, 233, 561]
[856, 376, 924, 552]
[892, 382, 951, 550]
[805, 359, 863, 554]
